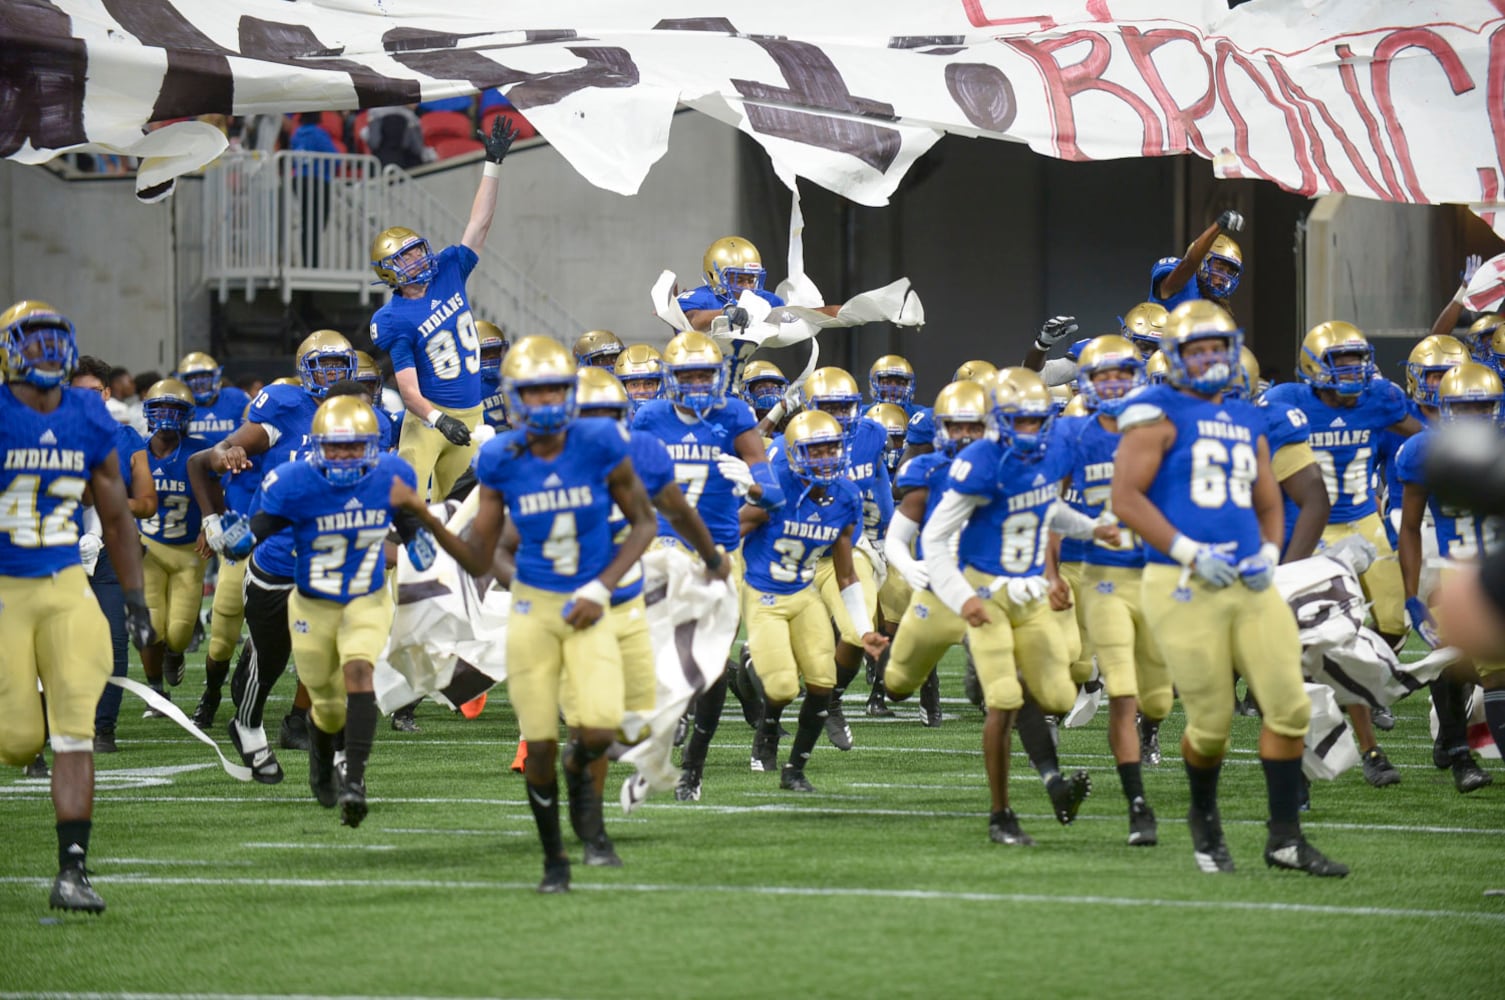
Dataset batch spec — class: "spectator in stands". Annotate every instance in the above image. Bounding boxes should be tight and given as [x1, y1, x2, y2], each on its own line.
[106, 367, 135, 425]
[288, 112, 336, 267]
[365, 105, 435, 171]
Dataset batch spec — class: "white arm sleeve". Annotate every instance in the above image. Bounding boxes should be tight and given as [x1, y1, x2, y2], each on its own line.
[1047, 500, 1099, 541]
[922, 490, 985, 615]
[883, 511, 927, 588]
[1040, 357, 1079, 388]
[840, 582, 875, 638]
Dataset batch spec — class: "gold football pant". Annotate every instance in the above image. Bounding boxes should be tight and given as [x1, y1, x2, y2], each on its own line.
[143, 536, 207, 653]
[1079, 563, 1172, 721]
[207, 555, 247, 662]
[0, 567, 110, 763]
[397, 402, 482, 501]
[508, 581, 624, 741]
[1322, 513, 1404, 636]
[1140, 563, 1310, 759]
[1434, 567, 1505, 678]
[963, 567, 1074, 714]
[877, 571, 912, 627]
[743, 583, 836, 703]
[884, 588, 965, 697]
[560, 595, 655, 724]
[813, 548, 878, 646]
[288, 588, 394, 733]
[1056, 560, 1089, 683]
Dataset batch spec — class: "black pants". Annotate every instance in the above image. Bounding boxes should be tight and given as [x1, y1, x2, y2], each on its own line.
[233, 559, 293, 732]
[89, 553, 128, 732]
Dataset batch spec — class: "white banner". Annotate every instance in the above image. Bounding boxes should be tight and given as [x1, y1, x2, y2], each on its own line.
[4, 1, 1503, 228]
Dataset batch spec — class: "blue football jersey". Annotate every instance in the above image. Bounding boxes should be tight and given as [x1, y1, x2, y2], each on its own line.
[946, 437, 1074, 578]
[743, 462, 862, 595]
[475, 417, 631, 593]
[139, 435, 211, 545]
[905, 405, 936, 448]
[895, 450, 953, 560]
[189, 386, 251, 447]
[771, 418, 891, 543]
[235, 384, 321, 577]
[479, 372, 509, 431]
[114, 423, 147, 496]
[1060, 414, 1145, 569]
[609, 430, 675, 604]
[1122, 384, 1266, 566]
[1371, 397, 1425, 516]
[676, 283, 785, 312]
[631, 397, 758, 551]
[1395, 430, 1502, 561]
[0, 386, 121, 577]
[259, 453, 417, 603]
[1263, 379, 1410, 522]
[369, 245, 482, 409]
[1149, 256, 1202, 310]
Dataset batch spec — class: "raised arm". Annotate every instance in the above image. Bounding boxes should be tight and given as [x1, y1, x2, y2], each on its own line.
[460, 116, 520, 254]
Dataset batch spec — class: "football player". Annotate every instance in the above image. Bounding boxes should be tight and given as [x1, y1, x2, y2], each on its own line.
[1468, 315, 1505, 367]
[352, 351, 397, 450]
[1423, 253, 1483, 347]
[921, 368, 1111, 846]
[630, 331, 784, 802]
[0, 301, 157, 913]
[476, 321, 510, 433]
[402, 336, 657, 893]
[1111, 302, 1347, 877]
[738, 359, 790, 426]
[869, 355, 917, 407]
[1263, 321, 1423, 784]
[175, 351, 250, 448]
[677, 236, 786, 333]
[225, 394, 425, 826]
[573, 329, 625, 369]
[613, 344, 664, 407]
[1396, 362, 1501, 790]
[188, 330, 358, 780]
[136, 378, 212, 708]
[866, 402, 908, 478]
[1150, 211, 1245, 309]
[897, 360, 998, 472]
[740, 410, 886, 791]
[369, 115, 519, 500]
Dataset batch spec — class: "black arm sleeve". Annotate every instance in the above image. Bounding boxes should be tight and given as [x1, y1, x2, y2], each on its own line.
[248, 511, 294, 543]
[392, 507, 423, 545]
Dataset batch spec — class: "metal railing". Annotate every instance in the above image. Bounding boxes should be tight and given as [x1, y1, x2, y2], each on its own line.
[202, 150, 583, 333]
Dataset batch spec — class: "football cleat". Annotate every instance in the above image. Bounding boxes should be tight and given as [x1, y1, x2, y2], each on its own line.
[824, 698, 853, 751]
[339, 778, 368, 828]
[1451, 752, 1493, 794]
[229, 721, 285, 785]
[190, 691, 221, 730]
[538, 858, 571, 894]
[50, 866, 105, 914]
[459, 693, 487, 720]
[1127, 797, 1158, 847]
[1234, 693, 1261, 718]
[1432, 739, 1452, 771]
[583, 835, 623, 868]
[988, 808, 1035, 846]
[163, 650, 186, 687]
[780, 764, 816, 793]
[672, 711, 690, 747]
[187, 616, 205, 654]
[278, 713, 311, 752]
[1361, 747, 1401, 788]
[1264, 833, 1349, 878]
[1188, 807, 1236, 873]
[142, 696, 171, 719]
[389, 704, 419, 733]
[308, 734, 337, 809]
[1047, 770, 1091, 825]
[1138, 715, 1162, 766]
[750, 722, 780, 773]
[93, 727, 118, 754]
[675, 764, 703, 802]
[1371, 705, 1395, 731]
[919, 669, 943, 728]
[24, 753, 48, 779]
[865, 684, 894, 718]
[620, 773, 650, 815]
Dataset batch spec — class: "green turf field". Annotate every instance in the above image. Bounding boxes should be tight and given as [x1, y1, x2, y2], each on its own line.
[3, 640, 1503, 1000]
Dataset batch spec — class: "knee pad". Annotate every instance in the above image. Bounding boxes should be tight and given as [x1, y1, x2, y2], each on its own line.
[310, 697, 347, 734]
[0, 726, 46, 767]
[761, 670, 800, 706]
[167, 620, 195, 653]
[1139, 687, 1174, 723]
[1263, 691, 1312, 740]
[1183, 723, 1232, 761]
[982, 675, 1023, 712]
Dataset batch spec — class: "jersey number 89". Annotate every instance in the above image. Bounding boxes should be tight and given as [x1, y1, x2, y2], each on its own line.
[424, 312, 481, 381]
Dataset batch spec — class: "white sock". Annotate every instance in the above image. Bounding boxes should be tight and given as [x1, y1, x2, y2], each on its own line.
[234, 720, 269, 754]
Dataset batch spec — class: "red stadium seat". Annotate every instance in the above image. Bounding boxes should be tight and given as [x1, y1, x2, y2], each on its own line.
[421, 110, 474, 146]
[481, 108, 537, 141]
[431, 136, 483, 160]
[319, 111, 347, 146]
[352, 110, 370, 154]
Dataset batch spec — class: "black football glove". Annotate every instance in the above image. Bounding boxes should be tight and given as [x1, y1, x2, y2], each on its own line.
[722, 304, 751, 329]
[434, 413, 472, 446]
[478, 115, 521, 165]
[123, 590, 158, 650]
[1035, 315, 1078, 351]
[1216, 209, 1245, 233]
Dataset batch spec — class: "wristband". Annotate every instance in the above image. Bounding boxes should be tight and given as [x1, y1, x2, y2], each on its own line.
[1258, 542, 1280, 565]
[1452, 284, 1468, 305]
[1033, 339, 1051, 353]
[840, 581, 875, 638]
[483, 160, 504, 179]
[1169, 533, 1200, 567]
[572, 579, 612, 608]
[426, 409, 443, 428]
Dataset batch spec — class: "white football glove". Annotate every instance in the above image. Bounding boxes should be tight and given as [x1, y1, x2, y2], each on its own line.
[899, 561, 930, 591]
[1216, 209, 1245, 233]
[716, 454, 755, 497]
[202, 513, 225, 555]
[1322, 534, 1379, 577]
[472, 424, 497, 447]
[79, 533, 103, 576]
[1005, 576, 1050, 606]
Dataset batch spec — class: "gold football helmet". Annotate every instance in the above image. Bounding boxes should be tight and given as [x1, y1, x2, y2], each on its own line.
[576, 365, 632, 421]
[1075, 334, 1145, 414]
[142, 377, 196, 435]
[1061, 394, 1091, 418]
[1162, 301, 1241, 394]
[989, 367, 1054, 454]
[573, 329, 624, 368]
[271, 376, 302, 387]
[703, 236, 766, 299]
[802, 367, 863, 435]
[1299, 320, 1373, 396]
[784, 409, 847, 486]
[865, 402, 909, 471]
[1195, 233, 1243, 296]
[477, 320, 508, 376]
[1437, 361, 1504, 425]
[662, 330, 727, 416]
[295, 329, 357, 399]
[502, 336, 578, 434]
[1225, 345, 1261, 400]
[739, 358, 788, 410]
[953, 359, 997, 383]
[869, 354, 916, 405]
[370, 225, 436, 287]
[174, 351, 222, 405]
[1, 299, 76, 388]
[613, 344, 664, 403]
[310, 394, 382, 484]
[1404, 334, 1469, 406]
[932, 379, 989, 455]
[1120, 302, 1169, 353]
[1145, 350, 1171, 384]
[353, 350, 384, 399]
[1466, 313, 1504, 361]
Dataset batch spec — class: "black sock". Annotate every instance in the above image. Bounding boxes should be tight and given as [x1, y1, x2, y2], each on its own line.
[684, 675, 729, 768]
[1430, 677, 1468, 757]
[288, 705, 309, 721]
[1262, 756, 1304, 840]
[1185, 760, 1221, 815]
[1015, 701, 1060, 781]
[57, 819, 91, 870]
[1117, 761, 1144, 803]
[1483, 690, 1505, 758]
[525, 778, 565, 860]
[311, 721, 337, 764]
[564, 741, 606, 842]
[204, 658, 229, 694]
[342, 692, 377, 785]
[1140, 716, 1160, 741]
[832, 661, 859, 701]
[789, 691, 832, 770]
[149, 677, 165, 694]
